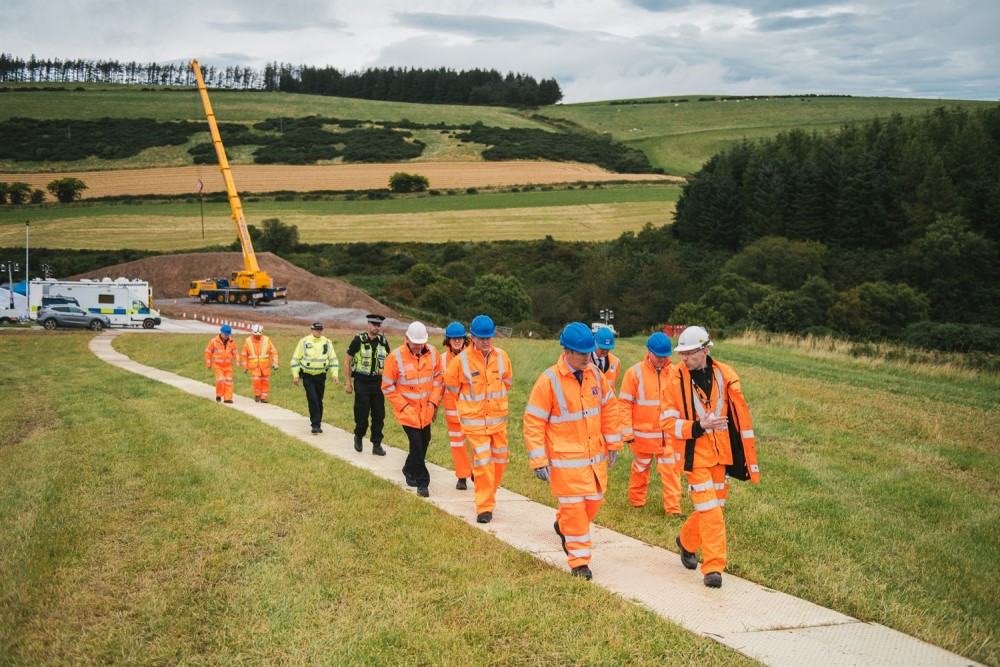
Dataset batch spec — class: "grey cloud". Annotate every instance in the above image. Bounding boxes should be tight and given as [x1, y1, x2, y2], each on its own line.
[756, 15, 830, 31]
[394, 12, 572, 39]
[207, 18, 347, 33]
[625, 0, 840, 13]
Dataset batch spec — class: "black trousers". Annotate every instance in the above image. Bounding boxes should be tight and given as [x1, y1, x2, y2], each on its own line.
[401, 424, 432, 487]
[301, 372, 327, 428]
[352, 375, 385, 444]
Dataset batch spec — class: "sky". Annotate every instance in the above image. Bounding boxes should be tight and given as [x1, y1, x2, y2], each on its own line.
[3, 0, 998, 104]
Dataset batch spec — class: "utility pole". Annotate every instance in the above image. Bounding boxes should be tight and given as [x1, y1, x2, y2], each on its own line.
[24, 221, 29, 318]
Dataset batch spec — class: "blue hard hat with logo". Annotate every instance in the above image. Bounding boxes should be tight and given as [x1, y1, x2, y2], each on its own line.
[445, 322, 466, 338]
[595, 326, 615, 350]
[560, 321, 597, 353]
[646, 332, 672, 357]
[469, 315, 496, 338]
[220, 324, 232, 335]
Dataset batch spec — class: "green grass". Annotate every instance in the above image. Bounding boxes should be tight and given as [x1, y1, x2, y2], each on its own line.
[538, 96, 999, 175]
[0, 330, 752, 665]
[0, 184, 681, 248]
[105, 330, 1000, 666]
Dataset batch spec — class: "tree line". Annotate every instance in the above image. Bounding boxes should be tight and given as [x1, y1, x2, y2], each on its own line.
[0, 54, 562, 107]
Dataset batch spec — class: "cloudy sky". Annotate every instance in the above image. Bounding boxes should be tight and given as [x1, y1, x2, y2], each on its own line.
[3, 0, 997, 103]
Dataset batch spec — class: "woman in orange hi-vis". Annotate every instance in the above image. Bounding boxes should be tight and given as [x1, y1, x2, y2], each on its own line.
[205, 324, 240, 403]
[619, 332, 684, 517]
[444, 315, 513, 525]
[523, 322, 622, 581]
[440, 322, 473, 490]
[382, 321, 444, 499]
[662, 325, 759, 589]
[242, 324, 279, 402]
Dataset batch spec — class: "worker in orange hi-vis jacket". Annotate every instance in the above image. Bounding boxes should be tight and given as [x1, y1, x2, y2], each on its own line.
[619, 332, 683, 518]
[591, 326, 623, 390]
[663, 325, 760, 590]
[444, 315, 513, 525]
[205, 324, 240, 403]
[242, 324, 279, 403]
[382, 321, 444, 499]
[440, 321, 473, 489]
[523, 322, 622, 581]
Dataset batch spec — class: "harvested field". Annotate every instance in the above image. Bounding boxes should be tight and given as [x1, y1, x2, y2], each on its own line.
[1, 162, 679, 199]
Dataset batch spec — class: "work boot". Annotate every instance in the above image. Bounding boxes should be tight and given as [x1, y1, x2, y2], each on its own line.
[571, 565, 593, 580]
[456, 478, 468, 490]
[216, 396, 222, 402]
[260, 399, 268, 403]
[417, 486, 429, 498]
[372, 443, 386, 456]
[353, 435, 363, 453]
[224, 400, 233, 404]
[676, 537, 698, 570]
[311, 426, 321, 434]
[404, 474, 417, 488]
[704, 572, 723, 588]
[554, 521, 568, 555]
[476, 511, 492, 524]
[254, 396, 260, 403]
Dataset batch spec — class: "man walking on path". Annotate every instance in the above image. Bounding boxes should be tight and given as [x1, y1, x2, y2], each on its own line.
[344, 313, 391, 455]
[523, 322, 622, 580]
[620, 332, 683, 518]
[591, 326, 622, 390]
[444, 315, 513, 524]
[291, 322, 339, 434]
[440, 322, 472, 489]
[663, 325, 759, 588]
[205, 324, 240, 403]
[382, 321, 444, 498]
[242, 324, 279, 403]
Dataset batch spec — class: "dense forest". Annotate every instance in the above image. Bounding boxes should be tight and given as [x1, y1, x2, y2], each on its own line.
[0, 54, 562, 107]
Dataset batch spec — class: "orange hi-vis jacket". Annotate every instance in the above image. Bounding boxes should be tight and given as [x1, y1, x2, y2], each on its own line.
[592, 351, 622, 388]
[523, 356, 622, 497]
[444, 346, 513, 436]
[382, 344, 444, 429]
[205, 335, 239, 369]
[662, 358, 760, 483]
[440, 348, 463, 428]
[619, 357, 676, 455]
[242, 335, 278, 372]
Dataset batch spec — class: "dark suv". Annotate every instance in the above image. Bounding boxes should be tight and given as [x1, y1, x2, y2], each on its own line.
[37, 305, 112, 331]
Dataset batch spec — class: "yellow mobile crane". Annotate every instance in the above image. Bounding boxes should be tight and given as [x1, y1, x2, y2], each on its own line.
[187, 59, 287, 306]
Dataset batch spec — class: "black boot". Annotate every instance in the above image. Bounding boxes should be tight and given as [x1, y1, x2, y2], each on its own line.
[353, 435, 363, 452]
[372, 443, 386, 456]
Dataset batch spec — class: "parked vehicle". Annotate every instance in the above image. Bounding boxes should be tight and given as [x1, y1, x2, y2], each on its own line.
[1, 307, 21, 324]
[36, 304, 112, 331]
[30, 278, 161, 328]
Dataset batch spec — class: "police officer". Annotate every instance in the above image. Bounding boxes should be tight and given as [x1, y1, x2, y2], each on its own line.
[291, 322, 339, 434]
[344, 313, 391, 455]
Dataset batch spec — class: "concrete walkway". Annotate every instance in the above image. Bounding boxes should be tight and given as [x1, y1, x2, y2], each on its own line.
[90, 332, 981, 667]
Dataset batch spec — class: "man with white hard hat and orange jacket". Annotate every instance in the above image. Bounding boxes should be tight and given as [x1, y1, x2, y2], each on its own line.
[663, 325, 759, 588]
[382, 321, 444, 498]
[523, 321, 622, 581]
[242, 324, 279, 403]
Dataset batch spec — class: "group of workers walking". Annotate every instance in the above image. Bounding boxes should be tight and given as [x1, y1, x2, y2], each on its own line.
[204, 315, 759, 588]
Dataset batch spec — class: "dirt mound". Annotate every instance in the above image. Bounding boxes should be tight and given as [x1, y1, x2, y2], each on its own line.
[70, 252, 401, 333]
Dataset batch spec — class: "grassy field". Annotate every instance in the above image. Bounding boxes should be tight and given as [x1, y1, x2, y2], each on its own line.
[0, 330, 757, 665]
[78, 329, 1000, 666]
[0, 185, 680, 248]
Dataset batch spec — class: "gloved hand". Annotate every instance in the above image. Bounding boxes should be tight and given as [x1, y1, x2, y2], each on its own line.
[608, 449, 619, 468]
[244, 368, 248, 374]
[272, 364, 279, 370]
[534, 466, 550, 482]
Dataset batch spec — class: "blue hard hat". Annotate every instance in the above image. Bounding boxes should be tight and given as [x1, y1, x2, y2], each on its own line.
[445, 321, 466, 339]
[220, 325, 232, 335]
[647, 332, 672, 357]
[595, 326, 616, 350]
[469, 315, 496, 338]
[560, 322, 597, 353]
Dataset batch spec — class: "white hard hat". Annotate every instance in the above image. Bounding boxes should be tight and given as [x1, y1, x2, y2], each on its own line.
[675, 325, 713, 353]
[251, 324, 264, 335]
[406, 321, 429, 344]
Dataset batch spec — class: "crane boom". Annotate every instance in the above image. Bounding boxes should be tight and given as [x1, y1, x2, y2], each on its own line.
[191, 59, 266, 284]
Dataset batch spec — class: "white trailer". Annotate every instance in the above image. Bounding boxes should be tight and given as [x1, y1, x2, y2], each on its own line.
[29, 278, 162, 329]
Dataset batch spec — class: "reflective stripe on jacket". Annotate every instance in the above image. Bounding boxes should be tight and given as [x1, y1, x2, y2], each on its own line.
[662, 358, 759, 483]
[291, 335, 339, 379]
[443, 346, 513, 435]
[523, 355, 622, 497]
[349, 332, 390, 377]
[241, 335, 278, 370]
[205, 335, 239, 368]
[619, 357, 676, 455]
[382, 344, 444, 428]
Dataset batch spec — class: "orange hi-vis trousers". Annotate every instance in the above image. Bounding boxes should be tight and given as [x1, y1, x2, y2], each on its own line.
[467, 430, 508, 513]
[678, 464, 729, 575]
[628, 445, 683, 514]
[556, 491, 604, 569]
[212, 364, 235, 401]
[249, 367, 273, 401]
[445, 412, 472, 479]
